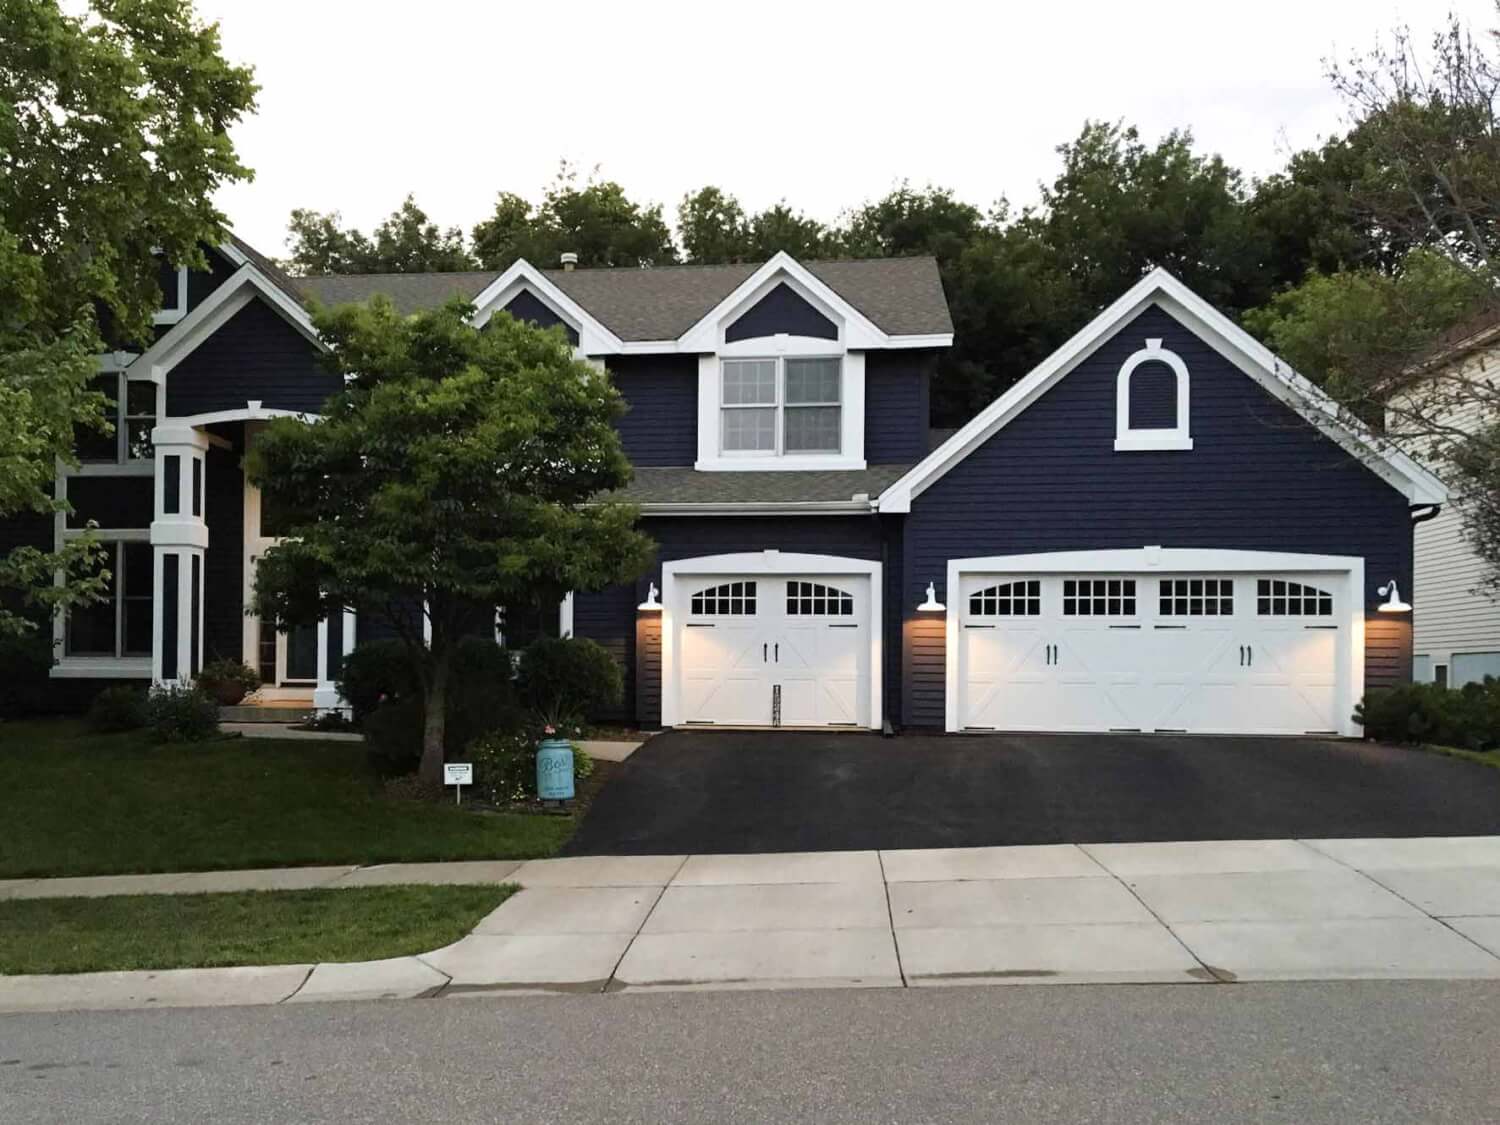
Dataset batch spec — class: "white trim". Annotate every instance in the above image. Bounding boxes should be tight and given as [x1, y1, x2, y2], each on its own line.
[637, 501, 878, 516]
[1115, 337, 1192, 451]
[468, 260, 623, 356]
[50, 657, 152, 679]
[152, 265, 190, 326]
[172, 405, 312, 427]
[942, 547, 1366, 737]
[559, 591, 575, 638]
[659, 550, 882, 730]
[132, 264, 327, 386]
[695, 351, 866, 472]
[680, 253, 887, 352]
[879, 268, 1447, 512]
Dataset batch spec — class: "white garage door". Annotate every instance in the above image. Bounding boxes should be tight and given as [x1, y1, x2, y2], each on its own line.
[675, 575, 870, 727]
[958, 572, 1346, 735]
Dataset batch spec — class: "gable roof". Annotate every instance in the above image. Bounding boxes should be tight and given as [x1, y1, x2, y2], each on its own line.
[879, 267, 1447, 512]
[288, 255, 952, 342]
[608, 464, 911, 514]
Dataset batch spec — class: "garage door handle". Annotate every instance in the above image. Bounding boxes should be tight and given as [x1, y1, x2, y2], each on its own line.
[1247, 645, 1252, 667]
[763, 643, 768, 662]
[774, 643, 779, 663]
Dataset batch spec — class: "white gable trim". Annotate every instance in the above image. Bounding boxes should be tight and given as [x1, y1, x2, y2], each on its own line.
[878, 268, 1448, 512]
[131, 263, 327, 385]
[468, 259, 623, 355]
[679, 252, 891, 352]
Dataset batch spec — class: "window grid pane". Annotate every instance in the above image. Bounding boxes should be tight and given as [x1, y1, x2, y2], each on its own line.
[1158, 578, 1234, 616]
[1256, 578, 1334, 616]
[784, 358, 840, 405]
[1062, 577, 1137, 616]
[785, 580, 856, 616]
[784, 405, 841, 453]
[969, 579, 1041, 617]
[690, 580, 759, 616]
[722, 406, 776, 451]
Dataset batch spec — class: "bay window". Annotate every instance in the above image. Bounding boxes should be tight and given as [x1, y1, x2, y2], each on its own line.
[720, 356, 842, 456]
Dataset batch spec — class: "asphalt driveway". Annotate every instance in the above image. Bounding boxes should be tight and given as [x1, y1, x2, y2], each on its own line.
[564, 731, 1500, 856]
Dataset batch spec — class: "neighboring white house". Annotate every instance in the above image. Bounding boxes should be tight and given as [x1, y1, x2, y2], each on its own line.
[1399, 313, 1500, 688]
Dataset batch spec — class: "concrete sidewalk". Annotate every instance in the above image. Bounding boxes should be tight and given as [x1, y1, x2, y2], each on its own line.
[3, 837, 1499, 1011]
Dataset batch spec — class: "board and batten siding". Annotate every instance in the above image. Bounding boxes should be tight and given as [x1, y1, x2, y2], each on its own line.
[166, 298, 337, 418]
[608, 355, 698, 467]
[901, 305, 1416, 727]
[571, 514, 895, 727]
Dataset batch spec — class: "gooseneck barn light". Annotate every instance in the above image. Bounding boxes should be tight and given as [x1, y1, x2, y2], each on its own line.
[1377, 580, 1412, 614]
[916, 581, 946, 612]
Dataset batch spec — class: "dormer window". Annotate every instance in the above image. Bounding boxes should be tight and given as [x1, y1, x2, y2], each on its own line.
[1115, 338, 1192, 451]
[720, 356, 842, 456]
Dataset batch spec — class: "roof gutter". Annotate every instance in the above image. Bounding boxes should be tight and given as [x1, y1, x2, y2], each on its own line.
[634, 499, 882, 516]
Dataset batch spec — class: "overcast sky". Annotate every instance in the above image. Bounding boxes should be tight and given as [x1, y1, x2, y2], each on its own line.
[198, 0, 1498, 261]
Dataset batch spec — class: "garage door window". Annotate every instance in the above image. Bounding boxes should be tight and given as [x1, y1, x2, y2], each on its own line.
[1063, 578, 1136, 616]
[969, 580, 1041, 617]
[786, 581, 854, 616]
[690, 581, 758, 615]
[1256, 579, 1332, 616]
[1159, 578, 1233, 616]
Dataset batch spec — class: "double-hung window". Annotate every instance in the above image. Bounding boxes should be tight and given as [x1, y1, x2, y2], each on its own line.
[721, 357, 841, 457]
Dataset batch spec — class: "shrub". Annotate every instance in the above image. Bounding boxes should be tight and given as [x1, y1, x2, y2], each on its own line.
[144, 683, 220, 743]
[352, 636, 522, 775]
[1354, 679, 1500, 751]
[0, 627, 54, 718]
[196, 658, 260, 705]
[470, 726, 595, 803]
[85, 684, 147, 732]
[518, 637, 622, 728]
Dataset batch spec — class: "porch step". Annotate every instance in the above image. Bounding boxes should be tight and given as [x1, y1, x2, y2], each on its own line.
[218, 705, 314, 724]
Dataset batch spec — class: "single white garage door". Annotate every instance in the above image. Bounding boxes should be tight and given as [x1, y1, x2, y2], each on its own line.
[674, 574, 871, 727]
[958, 572, 1347, 735]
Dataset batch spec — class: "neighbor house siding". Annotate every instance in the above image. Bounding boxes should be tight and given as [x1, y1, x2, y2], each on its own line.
[865, 350, 934, 463]
[571, 514, 892, 727]
[902, 305, 1415, 726]
[608, 355, 698, 467]
[166, 298, 337, 417]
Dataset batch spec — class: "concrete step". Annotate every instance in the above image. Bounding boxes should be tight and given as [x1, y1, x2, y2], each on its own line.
[218, 705, 313, 724]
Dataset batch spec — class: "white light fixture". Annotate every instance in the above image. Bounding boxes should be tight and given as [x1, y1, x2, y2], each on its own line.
[637, 581, 661, 612]
[916, 581, 946, 613]
[1377, 580, 1411, 614]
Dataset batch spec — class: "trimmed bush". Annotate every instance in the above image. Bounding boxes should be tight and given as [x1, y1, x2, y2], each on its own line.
[518, 636, 622, 728]
[470, 726, 595, 803]
[196, 658, 259, 705]
[336, 639, 415, 723]
[86, 685, 147, 732]
[145, 684, 220, 743]
[1354, 678, 1500, 751]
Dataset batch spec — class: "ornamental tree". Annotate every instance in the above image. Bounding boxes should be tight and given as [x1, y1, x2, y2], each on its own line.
[247, 299, 654, 785]
[0, 0, 257, 636]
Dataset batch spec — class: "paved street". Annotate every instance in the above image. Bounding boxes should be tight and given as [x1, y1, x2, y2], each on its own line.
[4, 981, 1499, 1123]
[565, 731, 1500, 855]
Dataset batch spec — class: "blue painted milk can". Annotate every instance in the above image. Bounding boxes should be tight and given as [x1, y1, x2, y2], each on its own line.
[536, 737, 576, 801]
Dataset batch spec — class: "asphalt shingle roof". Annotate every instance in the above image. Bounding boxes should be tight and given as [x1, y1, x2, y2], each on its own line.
[287, 256, 952, 340]
[610, 464, 914, 507]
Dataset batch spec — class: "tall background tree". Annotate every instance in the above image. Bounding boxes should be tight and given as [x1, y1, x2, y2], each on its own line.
[248, 301, 653, 784]
[0, 0, 257, 638]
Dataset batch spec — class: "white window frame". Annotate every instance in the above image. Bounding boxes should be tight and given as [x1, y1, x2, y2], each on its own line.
[153, 264, 190, 326]
[78, 373, 161, 467]
[1114, 337, 1193, 452]
[696, 343, 866, 472]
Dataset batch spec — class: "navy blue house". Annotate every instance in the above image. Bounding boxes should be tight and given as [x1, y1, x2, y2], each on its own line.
[9, 238, 1446, 735]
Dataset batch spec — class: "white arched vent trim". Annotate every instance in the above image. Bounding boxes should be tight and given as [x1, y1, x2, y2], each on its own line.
[1115, 337, 1192, 451]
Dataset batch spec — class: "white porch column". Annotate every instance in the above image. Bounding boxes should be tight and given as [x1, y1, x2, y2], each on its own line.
[149, 423, 210, 685]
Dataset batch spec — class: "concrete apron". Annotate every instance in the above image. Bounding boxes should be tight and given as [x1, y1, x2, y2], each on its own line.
[4, 837, 1500, 1012]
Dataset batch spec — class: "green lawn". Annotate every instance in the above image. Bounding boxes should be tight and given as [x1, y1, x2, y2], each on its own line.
[0, 884, 513, 974]
[0, 720, 575, 878]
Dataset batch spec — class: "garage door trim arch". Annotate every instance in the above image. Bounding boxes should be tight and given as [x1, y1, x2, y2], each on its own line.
[661, 551, 883, 730]
[944, 547, 1366, 736]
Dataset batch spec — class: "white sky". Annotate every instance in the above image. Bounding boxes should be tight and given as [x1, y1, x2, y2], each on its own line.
[198, 0, 1499, 259]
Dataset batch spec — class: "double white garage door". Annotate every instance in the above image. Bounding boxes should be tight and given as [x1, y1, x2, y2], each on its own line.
[673, 574, 872, 728]
[958, 571, 1349, 735]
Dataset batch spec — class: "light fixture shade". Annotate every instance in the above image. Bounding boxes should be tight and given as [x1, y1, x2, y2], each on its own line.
[1377, 579, 1411, 614]
[637, 581, 662, 612]
[916, 581, 946, 613]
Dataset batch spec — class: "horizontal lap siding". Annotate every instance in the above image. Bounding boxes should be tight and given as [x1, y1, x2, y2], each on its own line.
[904, 305, 1414, 724]
[571, 515, 893, 726]
[865, 351, 935, 464]
[166, 298, 338, 417]
[609, 355, 697, 467]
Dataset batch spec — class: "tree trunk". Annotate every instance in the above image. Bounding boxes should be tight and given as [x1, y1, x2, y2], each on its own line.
[418, 649, 449, 787]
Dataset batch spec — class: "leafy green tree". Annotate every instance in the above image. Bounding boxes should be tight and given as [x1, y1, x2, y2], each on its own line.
[286, 195, 474, 274]
[677, 186, 753, 263]
[842, 184, 988, 263]
[0, 0, 257, 637]
[473, 165, 676, 270]
[745, 203, 838, 260]
[247, 300, 654, 784]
